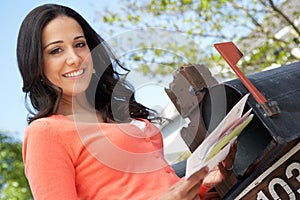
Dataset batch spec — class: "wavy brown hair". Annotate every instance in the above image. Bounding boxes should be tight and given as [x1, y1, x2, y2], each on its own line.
[17, 4, 156, 123]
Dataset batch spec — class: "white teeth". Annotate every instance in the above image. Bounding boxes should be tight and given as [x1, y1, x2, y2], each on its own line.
[63, 69, 84, 77]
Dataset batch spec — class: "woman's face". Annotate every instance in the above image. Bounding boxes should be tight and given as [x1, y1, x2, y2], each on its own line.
[42, 15, 93, 97]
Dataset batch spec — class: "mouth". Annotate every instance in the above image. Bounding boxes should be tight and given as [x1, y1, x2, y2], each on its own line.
[62, 69, 85, 78]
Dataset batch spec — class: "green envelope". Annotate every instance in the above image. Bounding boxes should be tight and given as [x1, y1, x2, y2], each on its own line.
[205, 114, 254, 162]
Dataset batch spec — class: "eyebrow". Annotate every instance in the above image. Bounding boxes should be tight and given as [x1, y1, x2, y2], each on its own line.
[43, 35, 85, 49]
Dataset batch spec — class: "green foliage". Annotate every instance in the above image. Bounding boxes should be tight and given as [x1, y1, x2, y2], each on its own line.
[99, 0, 300, 80]
[0, 131, 32, 200]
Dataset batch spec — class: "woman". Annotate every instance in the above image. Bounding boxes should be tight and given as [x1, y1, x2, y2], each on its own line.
[17, 4, 235, 199]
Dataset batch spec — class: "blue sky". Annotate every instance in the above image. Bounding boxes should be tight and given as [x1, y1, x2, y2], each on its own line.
[0, 0, 121, 139]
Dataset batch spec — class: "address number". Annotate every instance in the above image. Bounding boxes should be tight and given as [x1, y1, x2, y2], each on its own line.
[257, 162, 300, 200]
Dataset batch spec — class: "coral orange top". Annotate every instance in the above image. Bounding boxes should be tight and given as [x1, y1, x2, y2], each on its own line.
[23, 115, 181, 199]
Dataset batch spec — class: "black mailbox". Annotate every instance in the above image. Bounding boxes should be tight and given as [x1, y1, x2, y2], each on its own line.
[201, 61, 300, 198]
[166, 61, 300, 199]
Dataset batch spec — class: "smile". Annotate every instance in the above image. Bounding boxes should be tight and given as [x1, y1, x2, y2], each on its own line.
[63, 69, 84, 78]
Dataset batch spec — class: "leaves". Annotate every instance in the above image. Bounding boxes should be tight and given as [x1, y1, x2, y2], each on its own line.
[0, 131, 32, 199]
[98, 0, 299, 80]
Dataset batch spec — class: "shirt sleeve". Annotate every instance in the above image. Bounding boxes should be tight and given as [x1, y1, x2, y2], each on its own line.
[23, 121, 78, 200]
[198, 184, 212, 199]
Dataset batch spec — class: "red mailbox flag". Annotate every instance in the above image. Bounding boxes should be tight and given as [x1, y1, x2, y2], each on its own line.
[214, 42, 280, 117]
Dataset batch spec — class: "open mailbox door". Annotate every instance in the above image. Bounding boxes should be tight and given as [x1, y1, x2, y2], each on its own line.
[202, 61, 300, 199]
[165, 55, 300, 198]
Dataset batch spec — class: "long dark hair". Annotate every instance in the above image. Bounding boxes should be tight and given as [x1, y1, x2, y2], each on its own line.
[17, 4, 156, 123]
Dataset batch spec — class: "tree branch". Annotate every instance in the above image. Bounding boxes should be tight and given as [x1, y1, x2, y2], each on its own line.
[268, 0, 300, 37]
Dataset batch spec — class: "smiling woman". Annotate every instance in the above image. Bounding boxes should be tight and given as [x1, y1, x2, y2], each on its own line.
[42, 16, 93, 98]
[17, 3, 153, 123]
[16, 3, 236, 200]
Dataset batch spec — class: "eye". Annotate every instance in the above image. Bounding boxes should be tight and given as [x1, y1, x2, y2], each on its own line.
[75, 42, 86, 48]
[49, 48, 62, 55]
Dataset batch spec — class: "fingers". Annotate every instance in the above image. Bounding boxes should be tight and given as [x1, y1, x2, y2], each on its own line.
[182, 167, 209, 199]
[222, 140, 237, 170]
[173, 167, 208, 193]
[193, 195, 200, 200]
[164, 180, 200, 200]
[187, 181, 202, 200]
[160, 167, 208, 200]
[185, 167, 209, 190]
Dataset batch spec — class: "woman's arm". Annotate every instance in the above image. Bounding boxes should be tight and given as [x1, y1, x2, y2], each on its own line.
[161, 141, 238, 200]
[23, 121, 77, 200]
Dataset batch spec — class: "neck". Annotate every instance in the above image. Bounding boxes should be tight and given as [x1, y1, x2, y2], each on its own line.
[57, 93, 104, 123]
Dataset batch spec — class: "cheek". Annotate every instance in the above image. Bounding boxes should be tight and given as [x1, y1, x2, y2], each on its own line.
[43, 59, 63, 83]
[43, 61, 53, 80]
[82, 50, 93, 67]
[81, 53, 94, 77]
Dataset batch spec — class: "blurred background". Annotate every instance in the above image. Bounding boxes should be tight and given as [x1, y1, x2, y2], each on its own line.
[1, 0, 299, 198]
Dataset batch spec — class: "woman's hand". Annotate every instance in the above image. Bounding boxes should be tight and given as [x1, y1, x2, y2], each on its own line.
[203, 141, 237, 188]
[158, 167, 209, 200]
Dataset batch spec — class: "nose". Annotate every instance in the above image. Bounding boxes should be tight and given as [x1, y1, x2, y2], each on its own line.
[66, 49, 81, 67]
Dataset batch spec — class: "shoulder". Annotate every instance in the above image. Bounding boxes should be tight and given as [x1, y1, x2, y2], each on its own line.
[24, 115, 63, 143]
[26, 117, 52, 132]
[24, 115, 77, 146]
[25, 114, 73, 135]
[23, 115, 79, 163]
[26, 116, 55, 136]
